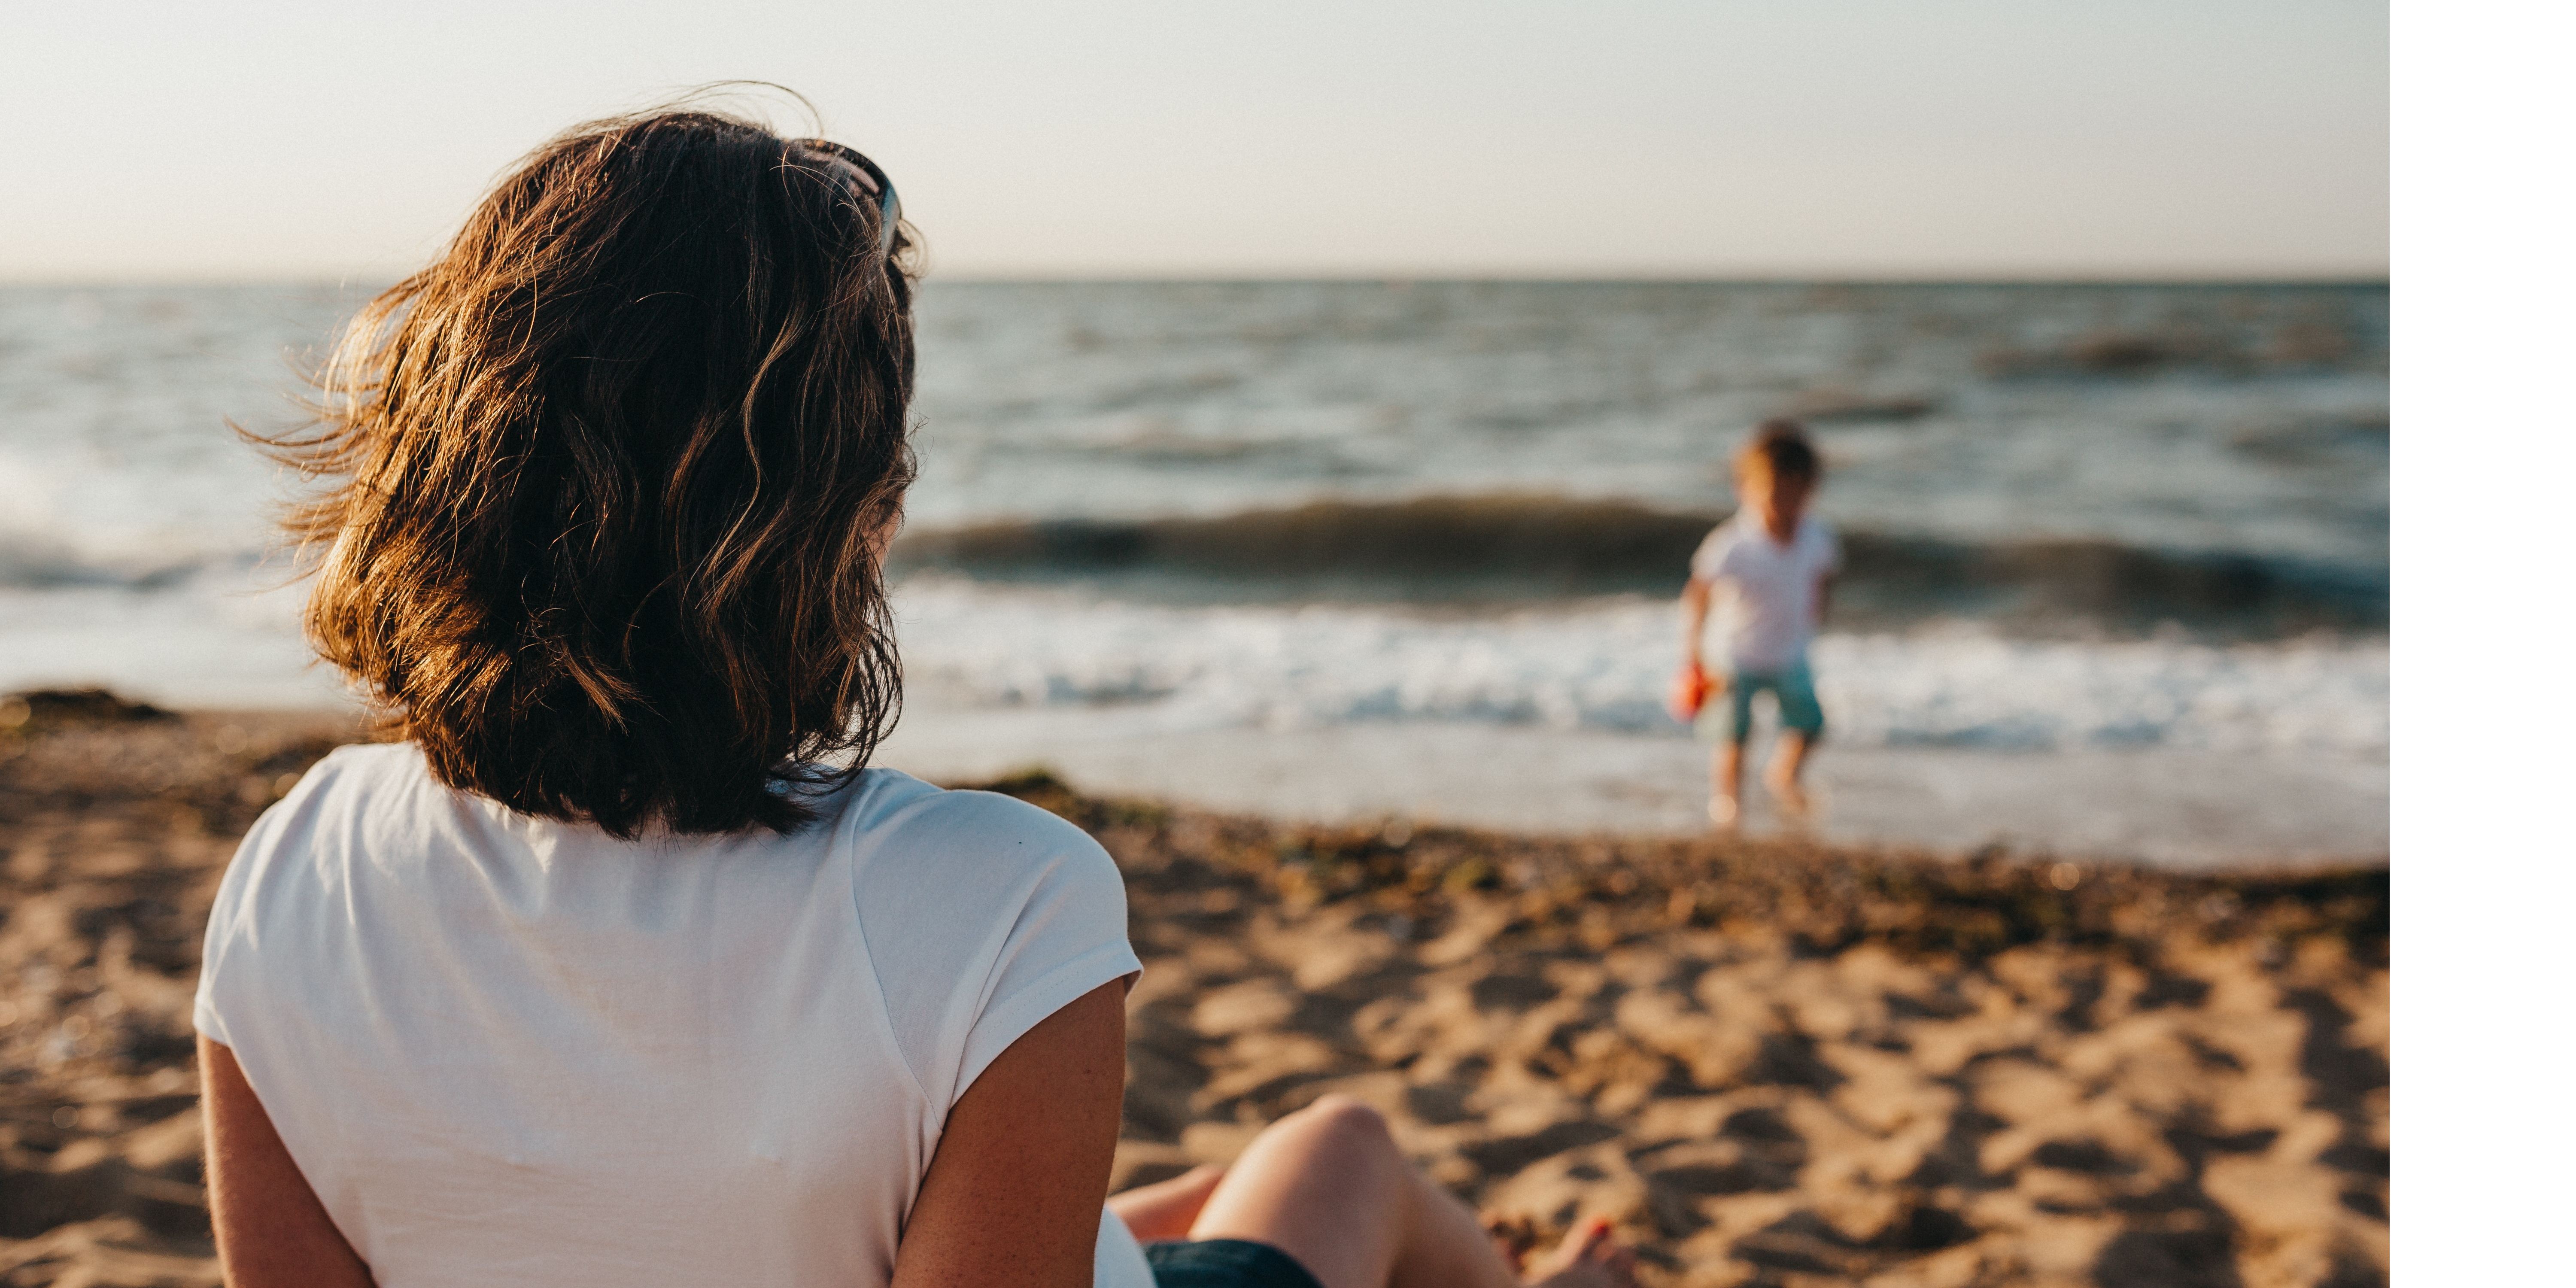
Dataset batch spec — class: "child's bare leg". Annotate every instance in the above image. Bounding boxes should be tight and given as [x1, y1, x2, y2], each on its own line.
[1109, 1163, 1227, 1243]
[1762, 732, 1812, 816]
[1709, 741, 1745, 827]
[1183, 1097, 1634, 1288]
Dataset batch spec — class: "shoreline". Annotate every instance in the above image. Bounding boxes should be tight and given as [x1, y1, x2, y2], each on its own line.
[875, 699, 2389, 872]
[0, 700, 2387, 1286]
[0, 570, 2391, 871]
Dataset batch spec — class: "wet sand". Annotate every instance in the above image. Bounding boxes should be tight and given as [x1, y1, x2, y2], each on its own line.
[876, 699, 2391, 868]
[0, 696, 2386, 1288]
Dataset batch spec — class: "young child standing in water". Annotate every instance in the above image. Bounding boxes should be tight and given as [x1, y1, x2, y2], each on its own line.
[1672, 421, 1839, 827]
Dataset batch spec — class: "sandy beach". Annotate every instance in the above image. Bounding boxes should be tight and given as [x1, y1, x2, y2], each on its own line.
[0, 695, 2387, 1288]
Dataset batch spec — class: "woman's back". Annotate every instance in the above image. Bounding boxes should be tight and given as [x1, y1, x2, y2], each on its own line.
[191, 101, 1635, 1288]
[196, 744, 1142, 1287]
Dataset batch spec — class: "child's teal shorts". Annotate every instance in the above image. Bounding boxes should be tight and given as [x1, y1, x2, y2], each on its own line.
[1697, 659, 1825, 745]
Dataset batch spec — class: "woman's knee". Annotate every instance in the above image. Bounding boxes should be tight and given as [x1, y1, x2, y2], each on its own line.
[1270, 1095, 1400, 1169]
[1192, 1097, 1415, 1286]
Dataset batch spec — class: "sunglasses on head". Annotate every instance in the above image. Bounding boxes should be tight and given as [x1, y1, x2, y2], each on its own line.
[804, 142, 902, 258]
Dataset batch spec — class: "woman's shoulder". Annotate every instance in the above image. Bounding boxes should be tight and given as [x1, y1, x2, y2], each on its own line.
[232, 740, 431, 843]
[838, 770, 1118, 888]
[273, 738, 433, 801]
[200, 743, 443, 994]
[841, 769, 1085, 837]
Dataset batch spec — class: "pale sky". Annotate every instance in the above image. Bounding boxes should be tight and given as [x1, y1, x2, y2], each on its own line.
[4, 1, 2386, 281]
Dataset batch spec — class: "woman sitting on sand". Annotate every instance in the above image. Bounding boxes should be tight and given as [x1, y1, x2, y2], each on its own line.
[194, 106, 1635, 1288]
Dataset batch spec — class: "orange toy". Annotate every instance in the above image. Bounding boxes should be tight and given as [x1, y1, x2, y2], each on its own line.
[1668, 662, 1714, 724]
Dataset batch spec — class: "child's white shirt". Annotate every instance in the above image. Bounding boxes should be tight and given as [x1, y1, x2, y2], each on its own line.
[1690, 513, 1841, 671]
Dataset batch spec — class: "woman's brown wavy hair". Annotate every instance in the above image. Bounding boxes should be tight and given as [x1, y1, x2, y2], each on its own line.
[259, 107, 920, 837]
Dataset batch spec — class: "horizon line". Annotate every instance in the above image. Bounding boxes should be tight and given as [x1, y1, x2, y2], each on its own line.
[0, 269, 2392, 290]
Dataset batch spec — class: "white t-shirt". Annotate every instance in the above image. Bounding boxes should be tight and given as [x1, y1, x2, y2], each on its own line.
[194, 743, 1153, 1288]
[1689, 513, 1841, 672]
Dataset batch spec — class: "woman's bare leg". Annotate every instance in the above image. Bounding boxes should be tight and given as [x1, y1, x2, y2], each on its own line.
[1180, 1096, 1634, 1288]
[1108, 1163, 1227, 1243]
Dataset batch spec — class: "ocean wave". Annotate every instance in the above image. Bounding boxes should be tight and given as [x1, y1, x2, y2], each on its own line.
[890, 495, 2385, 635]
[0, 538, 216, 592]
[890, 583, 2388, 759]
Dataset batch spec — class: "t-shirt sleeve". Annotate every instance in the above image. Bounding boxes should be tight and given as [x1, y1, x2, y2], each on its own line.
[192, 841, 252, 1047]
[1688, 525, 1734, 581]
[951, 847, 1138, 1098]
[1094, 1206, 1157, 1288]
[1813, 519, 1841, 576]
[193, 750, 343, 1049]
[850, 788, 1141, 1112]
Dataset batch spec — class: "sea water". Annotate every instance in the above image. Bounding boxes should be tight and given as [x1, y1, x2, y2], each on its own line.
[0, 282, 2387, 863]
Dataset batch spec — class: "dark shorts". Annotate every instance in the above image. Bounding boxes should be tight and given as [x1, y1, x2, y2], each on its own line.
[1695, 659, 1825, 744]
[1144, 1239, 1325, 1288]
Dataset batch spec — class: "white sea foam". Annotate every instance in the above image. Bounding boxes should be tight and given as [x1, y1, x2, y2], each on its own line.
[892, 581, 2387, 760]
[0, 568, 2388, 769]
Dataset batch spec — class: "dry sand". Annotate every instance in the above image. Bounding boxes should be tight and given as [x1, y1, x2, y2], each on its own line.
[0, 694, 2387, 1288]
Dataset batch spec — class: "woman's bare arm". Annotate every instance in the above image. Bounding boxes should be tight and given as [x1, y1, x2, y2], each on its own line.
[893, 978, 1129, 1288]
[199, 1036, 375, 1288]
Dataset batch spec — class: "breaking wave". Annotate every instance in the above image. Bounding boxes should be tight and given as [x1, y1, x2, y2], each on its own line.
[891, 582, 2388, 759]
